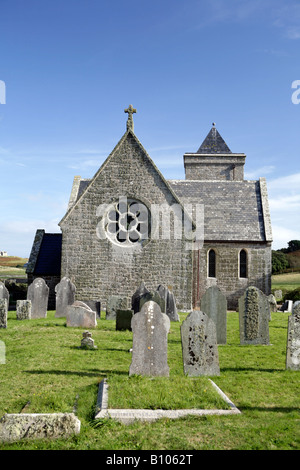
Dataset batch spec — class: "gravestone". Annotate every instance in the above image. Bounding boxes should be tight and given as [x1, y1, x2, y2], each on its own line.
[139, 291, 166, 314]
[181, 310, 220, 376]
[200, 286, 227, 344]
[285, 300, 293, 313]
[27, 277, 49, 319]
[106, 295, 128, 320]
[116, 309, 134, 331]
[16, 300, 31, 320]
[55, 277, 76, 317]
[82, 300, 101, 318]
[0, 281, 9, 306]
[157, 284, 179, 321]
[80, 331, 97, 349]
[274, 290, 282, 301]
[131, 282, 150, 313]
[267, 294, 277, 313]
[0, 299, 8, 328]
[293, 301, 300, 315]
[238, 286, 270, 345]
[129, 301, 170, 377]
[66, 302, 97, 328]
[286, 310, 300, 371]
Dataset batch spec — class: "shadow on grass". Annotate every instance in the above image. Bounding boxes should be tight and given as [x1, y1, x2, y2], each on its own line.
[220, 367, 285, 373]
[239, 405, 300, 413]
[24, 369, 128, 377]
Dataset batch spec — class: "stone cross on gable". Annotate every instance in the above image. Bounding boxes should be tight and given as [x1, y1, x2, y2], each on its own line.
[124, 104, 136, 132]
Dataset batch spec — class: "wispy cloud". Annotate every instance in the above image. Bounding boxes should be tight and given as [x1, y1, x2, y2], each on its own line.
[272, 2, 300, 40]
[244, 165, 276, 179]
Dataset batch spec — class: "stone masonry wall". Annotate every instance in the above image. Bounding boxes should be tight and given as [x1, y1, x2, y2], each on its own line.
[195, 242, 272, 310]
[60, 133, 193, 310]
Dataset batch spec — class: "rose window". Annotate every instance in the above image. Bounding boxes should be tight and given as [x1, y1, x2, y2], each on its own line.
[105, 199, 150, 246]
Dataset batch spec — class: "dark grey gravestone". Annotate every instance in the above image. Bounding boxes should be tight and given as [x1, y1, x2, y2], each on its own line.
[55, 277, 76, 318]
[180, 310, 220, 377]
[286, 310, 300, 371]
[238, 286, 270, 345]
[82, 300, 101, 318]
[106, 295, 128, 320]
[139, 291, 166, 314]
[16, 300, 31, 320]
[0, 281, 9, 306]
[131, 282, 150, 313]
[200, 286, 227, 344]
[0, 299, 8, 328]
[116, 309, 134, 331]
[157, 285, 179, 321]
[129, 301, 170, 377]
[27, 277, 49, 319]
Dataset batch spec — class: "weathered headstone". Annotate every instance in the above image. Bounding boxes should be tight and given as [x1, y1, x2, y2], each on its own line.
[27, 277, 49, 319]
[200, 286, 227, 344]
[55, 277, 76, 317]
[129, 301, 170, 377]
[267, 294, 277, 313]
[131, 282, 150, 313]
[0, 413, 80, 443]
[66, 302, 97, 328]
[157, 284, 179, 321]
[0, 281, 9, 306]
[274, 290, 282, 301]
[139, 291, 166, 314]
[116, 309, 134, 331]
[285, 300, 293, 313]
[82, 300, 101, 318]
[238, 286, 270, 345]
[80, 331, 97, 349]
[181, 310, 220, 376]
[106, 295, 128, 320]
[16, 300, 31, 320]
[293, 301, 300, 315]
[0, 299, 8, 328]
[286, 310, 300, 371]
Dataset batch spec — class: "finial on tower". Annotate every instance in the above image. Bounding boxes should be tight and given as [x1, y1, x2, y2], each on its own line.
[124, 104, 137, 132]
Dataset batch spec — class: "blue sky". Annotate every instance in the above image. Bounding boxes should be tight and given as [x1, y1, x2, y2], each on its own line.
[0, 0, 300, 257]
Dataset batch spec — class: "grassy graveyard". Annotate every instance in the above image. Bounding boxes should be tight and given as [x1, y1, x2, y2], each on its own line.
[0, 308, 299, 450]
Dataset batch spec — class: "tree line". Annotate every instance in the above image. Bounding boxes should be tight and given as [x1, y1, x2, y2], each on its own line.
[272, 240, 300, 274]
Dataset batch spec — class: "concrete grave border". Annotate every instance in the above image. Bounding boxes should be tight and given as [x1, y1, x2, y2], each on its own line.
[95, 378, 241, 424]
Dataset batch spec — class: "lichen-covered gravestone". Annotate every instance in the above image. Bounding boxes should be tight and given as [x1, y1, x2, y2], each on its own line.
[180, 310, 220, 376]
[0, 281, 9, 306]
[129, 301, 170, 377]
[238, 286, 270, 345]
[286, 309, 300, 371]
[0, 299, 8, 328]
[55, 277, 76, 318]
[106, 295, 128, 320]
[16, 300, 31, 320]
[27, 277, 49, 318]
[200, 286, 227, 344]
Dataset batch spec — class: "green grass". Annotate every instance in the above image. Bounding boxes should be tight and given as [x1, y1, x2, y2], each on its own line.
[0, 310, 299, 450]
[272, 272, 300, 293]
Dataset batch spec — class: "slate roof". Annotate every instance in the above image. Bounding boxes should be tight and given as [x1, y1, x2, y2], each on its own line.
[196, 125, 232, 154]
[33, 233, 62, 275]
[168, 180, 266, 242]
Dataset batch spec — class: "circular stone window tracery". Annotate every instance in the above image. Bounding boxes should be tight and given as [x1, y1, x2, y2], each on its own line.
[105, 198, 150, 246]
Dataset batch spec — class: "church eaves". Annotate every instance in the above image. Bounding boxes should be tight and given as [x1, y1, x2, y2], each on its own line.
[197, 123, 232, 154]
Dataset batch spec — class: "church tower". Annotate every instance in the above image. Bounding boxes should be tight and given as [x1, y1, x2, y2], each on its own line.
[184, 123, 246, 181]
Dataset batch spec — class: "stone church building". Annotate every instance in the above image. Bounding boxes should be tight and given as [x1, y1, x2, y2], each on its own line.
[27, 106, 272, 310]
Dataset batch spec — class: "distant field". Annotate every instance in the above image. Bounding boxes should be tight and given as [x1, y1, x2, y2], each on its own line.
[0, 257, 28, 279]
[272, 272, 300, 292]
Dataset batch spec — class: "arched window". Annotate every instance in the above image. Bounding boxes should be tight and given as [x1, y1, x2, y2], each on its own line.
[239, 249, 247, 278]
[208, 249, 216, 278]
